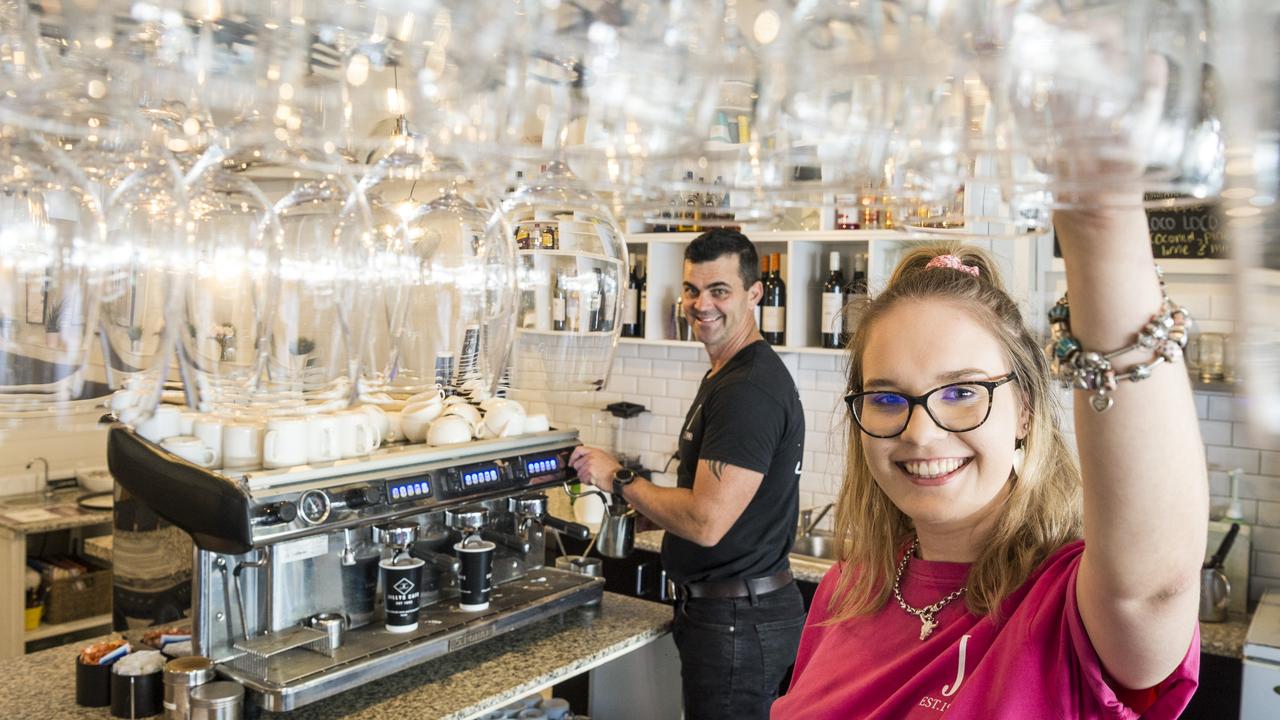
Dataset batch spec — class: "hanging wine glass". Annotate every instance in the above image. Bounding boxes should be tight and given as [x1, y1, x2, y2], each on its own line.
[503, 160, 627, 393]
[178, 164, 282, 416]
[0, 126, 108, 416]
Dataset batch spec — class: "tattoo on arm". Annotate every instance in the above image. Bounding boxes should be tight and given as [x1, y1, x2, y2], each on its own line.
[706, 460, 727, 482]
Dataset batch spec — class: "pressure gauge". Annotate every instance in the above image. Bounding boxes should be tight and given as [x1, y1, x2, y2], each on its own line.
[298, 490, 332, 525]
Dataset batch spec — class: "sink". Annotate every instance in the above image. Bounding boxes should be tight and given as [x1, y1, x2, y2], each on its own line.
[791, 532, 838, 561]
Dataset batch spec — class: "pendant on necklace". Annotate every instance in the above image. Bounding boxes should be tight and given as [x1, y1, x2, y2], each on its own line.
[919, 615, 937, 641]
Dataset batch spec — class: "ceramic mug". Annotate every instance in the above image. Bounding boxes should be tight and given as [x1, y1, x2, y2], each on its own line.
[427, 415, 473, 445]
[400, 397, 445, 443]
[359, 405, 391, 446]
[160, 435, 216, 468]
[178, 411, 198, 436]
[335, 409, 379, 458]
[523, 414, 551, 434]
[306, 414, 342, 464]
[263, 416, 309, 469]
[443, 403, 483, 431]
[191, 417, 225, 468]
[222, 420, 264, 472]
[482, 403, 526, 438]
[135, 405, 182, 443]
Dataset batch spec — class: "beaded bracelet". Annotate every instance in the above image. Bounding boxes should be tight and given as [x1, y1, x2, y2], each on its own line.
[1046, 265, 1192, 412]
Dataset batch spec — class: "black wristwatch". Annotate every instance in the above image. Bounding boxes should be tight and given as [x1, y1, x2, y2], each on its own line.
[612, 467, 637, 497]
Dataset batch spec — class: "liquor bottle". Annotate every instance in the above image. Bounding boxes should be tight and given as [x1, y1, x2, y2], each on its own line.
[761, 252, 786, 345]
[566, 287, 581, 332]
[588, 268, 604, 332]
[552, 272, 567, 331]
[541, 223, 558, 250]
[821, 251, 847, 349]
[703, 176, 719, 226]
[515, 223, 531, 250]
[754, 255, 767, 329]
[637, 258, 647, 337]
[677, 171, 698, 232]
[622, 255, 641, 337]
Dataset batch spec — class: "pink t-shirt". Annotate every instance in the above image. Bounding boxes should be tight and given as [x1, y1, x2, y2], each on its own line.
[771, 541, 1198, 719]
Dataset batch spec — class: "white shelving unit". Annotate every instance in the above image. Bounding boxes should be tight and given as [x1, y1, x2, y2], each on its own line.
[623, 229, 1045, 353]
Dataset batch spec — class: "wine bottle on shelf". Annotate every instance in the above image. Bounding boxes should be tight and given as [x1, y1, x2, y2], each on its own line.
[552, 272, 567, 332]
[852, 252, 868, 295]
[761, 252, 786, 346]
[622, 256, 641, 337]
[821, 251, 847, 349]
[637, 258, 647, 337]
[703, 176, 719, 226]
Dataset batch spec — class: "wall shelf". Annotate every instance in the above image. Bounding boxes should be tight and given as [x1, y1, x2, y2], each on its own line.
[24, 612, 111, 642]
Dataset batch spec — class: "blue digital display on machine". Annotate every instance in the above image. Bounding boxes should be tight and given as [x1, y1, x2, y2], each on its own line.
[462, 466, 501, 488]
[389, 478, 431, 501]
[526, 457, 560, 476]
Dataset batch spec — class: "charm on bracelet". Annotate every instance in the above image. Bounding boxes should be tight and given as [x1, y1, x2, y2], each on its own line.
[1045, 265, 1192, 413]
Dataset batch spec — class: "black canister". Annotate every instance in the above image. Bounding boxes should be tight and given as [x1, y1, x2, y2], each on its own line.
[111, 670, 164, 718]
[75, 658, 113, 707]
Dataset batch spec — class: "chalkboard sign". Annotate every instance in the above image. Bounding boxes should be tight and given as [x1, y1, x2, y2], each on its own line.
[1052, 196, 1228, 259]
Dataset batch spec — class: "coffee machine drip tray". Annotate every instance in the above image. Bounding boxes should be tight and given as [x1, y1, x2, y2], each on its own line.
[224, 566, 602, 712]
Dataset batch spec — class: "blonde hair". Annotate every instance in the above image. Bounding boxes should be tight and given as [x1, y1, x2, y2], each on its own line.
[827, 242, 1082, 623]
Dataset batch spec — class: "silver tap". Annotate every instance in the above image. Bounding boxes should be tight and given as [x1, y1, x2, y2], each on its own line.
[798, 503, 834, 537]
[26, 457, 50, 498]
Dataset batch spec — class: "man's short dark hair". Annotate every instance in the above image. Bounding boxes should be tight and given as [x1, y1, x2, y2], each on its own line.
[684, 228, 760, 289]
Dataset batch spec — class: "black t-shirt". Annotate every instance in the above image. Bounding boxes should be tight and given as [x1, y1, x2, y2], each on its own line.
[661, 340, 804, 585]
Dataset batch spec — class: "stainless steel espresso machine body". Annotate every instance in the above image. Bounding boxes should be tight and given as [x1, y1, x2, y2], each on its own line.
[108, 426, 598, 712]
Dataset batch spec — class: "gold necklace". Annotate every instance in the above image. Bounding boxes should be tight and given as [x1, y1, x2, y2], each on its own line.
[892, 538, 967, 640]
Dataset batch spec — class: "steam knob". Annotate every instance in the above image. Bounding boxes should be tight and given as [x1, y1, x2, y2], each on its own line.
[344, 487, 381, 508]
[257, 501, 297, 526]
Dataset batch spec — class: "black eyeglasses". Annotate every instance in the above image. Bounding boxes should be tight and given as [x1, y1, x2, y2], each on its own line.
[844, 374, 1016, 439]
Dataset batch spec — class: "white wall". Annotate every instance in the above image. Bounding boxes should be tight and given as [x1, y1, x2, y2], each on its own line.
[517, 339, 1280, 604]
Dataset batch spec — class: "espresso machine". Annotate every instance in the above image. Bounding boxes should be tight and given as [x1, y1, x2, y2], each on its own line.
[107, 424, 599, 712]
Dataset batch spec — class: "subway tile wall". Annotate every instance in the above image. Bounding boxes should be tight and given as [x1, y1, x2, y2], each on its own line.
[515, 340, 1280, 604]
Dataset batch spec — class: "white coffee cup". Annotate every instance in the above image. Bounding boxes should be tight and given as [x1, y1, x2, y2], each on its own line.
[400, 397, 445, 443]
[263, 416, 310, 469]
[384, 410, 404, 443]
[427, 415, 473, 445]
[523, 414, 551, 433]
[571, 488, 609, 527]
[336, 408, 379, 458]
[406, 387, 444, 404]
[443, 403, 483, 431]
[306, 414, 342, 464]
[482, 403, 526, 438]
[359, 405, 390, 446]
[222, 420, 264, 472]
[136, 405, 182, 443]
[192, 416, 226, 468]
[178, 411, 198, 436]
[160, 435, 216, 468]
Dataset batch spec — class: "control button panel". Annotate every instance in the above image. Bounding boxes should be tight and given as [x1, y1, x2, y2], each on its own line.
[388, 475, 433, 502]
[525, 455, 561, 477]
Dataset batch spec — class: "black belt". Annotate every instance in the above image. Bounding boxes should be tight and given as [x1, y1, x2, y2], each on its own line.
[681, 569, 793, 600]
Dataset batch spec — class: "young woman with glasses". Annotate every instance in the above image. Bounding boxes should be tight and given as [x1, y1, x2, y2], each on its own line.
[772, 207, 1206, 718]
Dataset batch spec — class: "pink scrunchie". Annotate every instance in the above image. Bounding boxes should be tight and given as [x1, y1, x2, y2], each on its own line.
[925, 254, 980, 277]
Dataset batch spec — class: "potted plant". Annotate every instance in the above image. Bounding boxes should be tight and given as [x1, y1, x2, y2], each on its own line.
[44, 299, 65, 348]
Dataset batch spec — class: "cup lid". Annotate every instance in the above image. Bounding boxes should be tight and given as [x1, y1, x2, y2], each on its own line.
[190, 681, 244, 707]
[164, 656, 215, 685]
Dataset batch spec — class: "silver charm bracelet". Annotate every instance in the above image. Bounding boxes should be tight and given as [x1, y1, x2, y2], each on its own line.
[1046, 265, 1192, 412]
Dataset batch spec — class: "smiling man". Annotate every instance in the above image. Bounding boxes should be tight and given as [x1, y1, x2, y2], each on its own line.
[569, 229, 806, 720]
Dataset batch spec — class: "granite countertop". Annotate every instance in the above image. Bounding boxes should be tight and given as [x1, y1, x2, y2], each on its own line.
[0, 592, 671, 720]
[0, 488, 111, 534]
[636, 529, 1249, 659]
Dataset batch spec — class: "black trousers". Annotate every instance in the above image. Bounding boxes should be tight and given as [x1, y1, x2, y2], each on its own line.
[672, 581, 806, 720]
